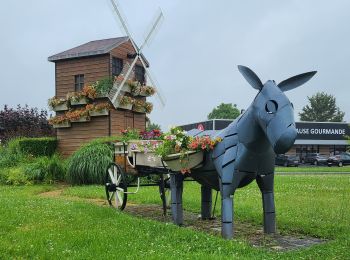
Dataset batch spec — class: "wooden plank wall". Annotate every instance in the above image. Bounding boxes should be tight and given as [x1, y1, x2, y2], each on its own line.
[57, 116, 109, 157]
[55, 54, 110, 98]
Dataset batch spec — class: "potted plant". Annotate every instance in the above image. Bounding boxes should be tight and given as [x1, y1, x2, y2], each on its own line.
[65, 108, 90, 122]
[126, 129, 164, 167]
[82, 85, 97, 100]
[144, 102, 153, 114]
[48, 96, 69, 111]
[48, 115, 71, 128]
[87, 102, 111, 117]
[132, 99, 146, 113]
[155, 127, 222, 173]
[93, 77, 114, 97]
[67, 92, 88, 105]
[118, 96, 134, 110]
[139, 85, 156, 97]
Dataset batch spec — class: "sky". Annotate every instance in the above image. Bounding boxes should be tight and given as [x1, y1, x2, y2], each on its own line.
[1, 0, 350, 130]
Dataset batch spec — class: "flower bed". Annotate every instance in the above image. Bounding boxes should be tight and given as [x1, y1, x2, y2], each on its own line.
[132, 100, 153, 114]
[67, 92, 88, 105]
[117, 96, 134, 110]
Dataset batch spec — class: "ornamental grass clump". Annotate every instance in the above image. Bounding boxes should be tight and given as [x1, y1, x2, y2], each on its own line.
[66, 140, 113, 185]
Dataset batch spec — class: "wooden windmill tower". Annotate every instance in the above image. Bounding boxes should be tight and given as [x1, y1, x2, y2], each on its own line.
[47, 0, 165, 157]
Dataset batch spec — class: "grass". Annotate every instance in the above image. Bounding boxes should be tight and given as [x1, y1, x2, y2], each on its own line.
[1, 174, 350, 259]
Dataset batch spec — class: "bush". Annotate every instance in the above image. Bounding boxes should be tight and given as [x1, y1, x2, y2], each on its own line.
[23, 154, 66, 183]
[0, 167, 31, 186]
[0, 139, 30, 168]
[18, 137, 57, 157]
[0, 104, 55, 143]
[66, 140, 113, 185]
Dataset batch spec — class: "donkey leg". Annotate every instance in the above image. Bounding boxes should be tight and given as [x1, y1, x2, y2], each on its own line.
[220, 177, 235, 239]
[256, 173, 276, 234]
[170, 173, 184, 225]
[201, 186, 212, 220]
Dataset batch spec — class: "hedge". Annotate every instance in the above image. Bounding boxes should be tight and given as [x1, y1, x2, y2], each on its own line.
[17, 137, 57, 157]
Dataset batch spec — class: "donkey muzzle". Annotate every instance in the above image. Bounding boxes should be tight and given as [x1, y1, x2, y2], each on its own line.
[273, 127, 297, 154]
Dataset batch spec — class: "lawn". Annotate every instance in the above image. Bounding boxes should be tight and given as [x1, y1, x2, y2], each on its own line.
[1, 174, 349, 259]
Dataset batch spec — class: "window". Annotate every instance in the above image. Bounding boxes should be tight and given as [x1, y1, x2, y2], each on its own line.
[112, 57, 123, 76]
[135, 65, 145, 85]
[74, 74, 84, 91]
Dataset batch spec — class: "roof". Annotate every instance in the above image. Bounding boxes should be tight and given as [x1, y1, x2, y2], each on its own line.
[48, 36, 148, 65]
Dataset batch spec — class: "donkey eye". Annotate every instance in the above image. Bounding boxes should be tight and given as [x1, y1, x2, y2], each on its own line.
[265, 100, 278, 114]
[291, 102, 294, 109]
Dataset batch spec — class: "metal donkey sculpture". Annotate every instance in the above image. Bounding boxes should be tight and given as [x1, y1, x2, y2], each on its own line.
[170, 65, 317, 239]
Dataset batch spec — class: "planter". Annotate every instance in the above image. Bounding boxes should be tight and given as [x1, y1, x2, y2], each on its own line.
[52, 121, 71, 128]
[70, 116, 90, 123]
[89, 109, 109, 117]
[52, 103, 69, 112]
[163, 150, 204, 172]
[70, 97, 88, 105]
[132, 106, 146, 113]
[133, 152, 163, 167]
[118, 103, 133, 110]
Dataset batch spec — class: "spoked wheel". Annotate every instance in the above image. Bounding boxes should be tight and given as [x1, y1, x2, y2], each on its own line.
[105, 163, 127, 210]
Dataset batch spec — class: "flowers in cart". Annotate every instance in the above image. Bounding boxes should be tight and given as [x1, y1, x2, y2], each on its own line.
[155, 127, 222, 173]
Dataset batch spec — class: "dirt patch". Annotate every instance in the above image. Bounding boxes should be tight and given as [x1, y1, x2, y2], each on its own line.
[123, 204, 326, 251]
[39, 188, 325, 251]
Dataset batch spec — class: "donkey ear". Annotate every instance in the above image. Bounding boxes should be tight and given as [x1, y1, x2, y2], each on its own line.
[278, 71, 317, 92]
[238, 65, 263, 90]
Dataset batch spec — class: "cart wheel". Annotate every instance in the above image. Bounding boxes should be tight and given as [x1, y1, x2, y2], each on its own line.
[105, 163, 127, 210]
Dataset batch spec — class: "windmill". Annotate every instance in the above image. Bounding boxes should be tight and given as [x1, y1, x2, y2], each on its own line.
[107, 0, 166, 108]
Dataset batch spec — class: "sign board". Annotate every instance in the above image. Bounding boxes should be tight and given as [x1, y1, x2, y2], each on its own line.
[296, 122, 350, 140]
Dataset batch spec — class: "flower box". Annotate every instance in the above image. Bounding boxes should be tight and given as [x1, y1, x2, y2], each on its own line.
[132, 106, 146, 113]
[89, 109, 109, 117]
[70, 116, 90, 123]
[133, 151, 164, 167]
[52, 121, 71, 129]
[118, 103, 133, 110]
[163, 150, 204, 172]
[52, 103, 69, 112]
[70, 97, 88, 105]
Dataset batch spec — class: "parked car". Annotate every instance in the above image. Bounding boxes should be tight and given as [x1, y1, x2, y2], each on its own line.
[275, 154, 300, 167]
[327, 153, 350, 167]
[303, 153, 328, 165]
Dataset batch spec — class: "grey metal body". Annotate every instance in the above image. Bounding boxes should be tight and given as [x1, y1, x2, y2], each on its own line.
[170, 65, 316, 239]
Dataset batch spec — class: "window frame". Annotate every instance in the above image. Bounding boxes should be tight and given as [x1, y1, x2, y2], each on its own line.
[112, 57, 123, 77]
[74, 74, 84, 92]
[134, 64, 145, 85]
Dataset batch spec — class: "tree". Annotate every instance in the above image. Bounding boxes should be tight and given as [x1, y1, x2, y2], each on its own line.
[207, 103, 240, 120]
[146, 122, 161, 131]
[0, 105, 55, 143]
[299, 92, 345, 122]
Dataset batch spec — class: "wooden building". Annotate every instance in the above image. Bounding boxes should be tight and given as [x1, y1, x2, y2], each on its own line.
[48, 37, 148, 157]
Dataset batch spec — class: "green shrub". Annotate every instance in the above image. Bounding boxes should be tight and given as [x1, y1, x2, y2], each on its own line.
[18, 137, 57, 157]
[23, 154, 66, 183]
[0, 167, 31, 186]
[0, 139, 30, 168]
[66, 141, 113, 185]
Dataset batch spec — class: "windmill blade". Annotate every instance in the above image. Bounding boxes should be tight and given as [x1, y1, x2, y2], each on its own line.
[139, 57, 166, 107]
[111, 56, 139, 104]
[108, 0, 139, 52]
[108, 0, 133, 39]
[139, 9, 164, 51]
